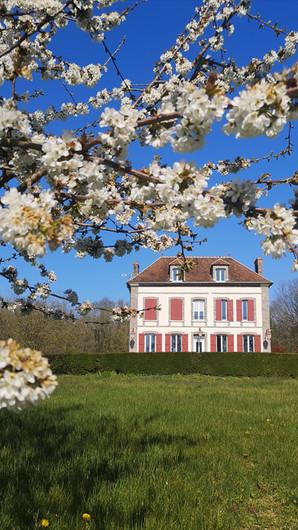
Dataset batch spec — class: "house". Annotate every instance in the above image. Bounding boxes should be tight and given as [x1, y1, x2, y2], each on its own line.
[127, 256, 272, 353]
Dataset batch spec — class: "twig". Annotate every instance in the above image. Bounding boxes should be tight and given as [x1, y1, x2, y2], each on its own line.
[0, 3, 71, 59]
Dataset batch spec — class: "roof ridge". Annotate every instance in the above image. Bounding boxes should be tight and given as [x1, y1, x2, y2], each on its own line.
[231, 256, 271, 283]
[127, 255, 272, 286]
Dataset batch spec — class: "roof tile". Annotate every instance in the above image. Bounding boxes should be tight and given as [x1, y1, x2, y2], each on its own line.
[128, 257, 271, 285]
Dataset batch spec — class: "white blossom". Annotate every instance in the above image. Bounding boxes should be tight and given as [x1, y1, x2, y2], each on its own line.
[0, 339, 57, 411]
[78, 300, 93, 314]
[283, 31, 298, 59]
[175, 55, 193, 76]
[0, 189, 73, 257]
[63, 63, 103, 86]
[6, 0, 63, 14]
[246, 205, 298, 258]
[0, 101, 31, 137]
[100, 103, 144, 155]
[224, 80, 290, 138]
[154, 83, 228, 152]
[48, 271, 57, 282]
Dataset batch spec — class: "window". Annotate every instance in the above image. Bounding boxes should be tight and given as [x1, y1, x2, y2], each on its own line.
[193, 300, 205, 320]
[170, 298, 183, 321]
[144, 298, 158, 321]
[193, 334, 205, 353]
[217, 335, 228, 353]
[243, 335, 254, 353]
[242, 299, 248, 321]
[171, 334, 182, 352]
[145, 334, 156, 353]
[221, 299, 227, 321]
[214, 267, 227, 282]
[170, 266, 183, 282]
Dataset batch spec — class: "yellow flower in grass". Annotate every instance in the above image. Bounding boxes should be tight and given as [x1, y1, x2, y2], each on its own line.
[40, 519, 50, 528]
[82, 513, 91, 521]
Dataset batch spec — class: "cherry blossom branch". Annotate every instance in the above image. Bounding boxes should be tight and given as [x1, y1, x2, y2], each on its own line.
[132, 9, 202, 108]
[255, 171, 298, 189]
[75, 223, 149, 234]
[0, 3, 71, 59]
[247, 12, 287, 36]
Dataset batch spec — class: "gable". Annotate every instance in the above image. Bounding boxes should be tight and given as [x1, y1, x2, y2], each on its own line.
[211, 258, 230, 267]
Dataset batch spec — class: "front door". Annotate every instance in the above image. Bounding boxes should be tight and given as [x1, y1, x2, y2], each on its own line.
[193, 334, 205, 353]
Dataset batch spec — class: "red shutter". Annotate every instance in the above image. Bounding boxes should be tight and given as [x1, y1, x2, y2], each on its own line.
[182, 334, 188, 352]
[170, 298, 183, 320]
[215, 299, 221, 320]
[156, 334, 162, 352]
[144, 298, 157, 321]
[227, 300, 233, 322]
[165, 334, 171, 352]
[237, 335, 243, 352]
[210, 334, 216, 352]
[139, 333, 145, 352]
[228, 335, 234, 352]
[236, 300, 242, 321]
[248, 299, 255, 321]
[255, 335, 261, 352]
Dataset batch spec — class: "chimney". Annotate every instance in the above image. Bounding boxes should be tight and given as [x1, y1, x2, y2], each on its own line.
[254, 257, 263, 275]
[133, 262, 139, 276]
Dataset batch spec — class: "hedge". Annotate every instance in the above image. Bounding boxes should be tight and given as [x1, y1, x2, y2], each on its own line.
[47, 352, 298, 378]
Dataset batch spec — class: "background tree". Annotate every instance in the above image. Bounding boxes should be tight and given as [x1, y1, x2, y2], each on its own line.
[0, 297, 129, 354]
[89, 298, 129, 352]
[271, 279, 298, 352]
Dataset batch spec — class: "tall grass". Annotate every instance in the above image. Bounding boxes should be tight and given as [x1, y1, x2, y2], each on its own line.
[0, 374, 297, 529]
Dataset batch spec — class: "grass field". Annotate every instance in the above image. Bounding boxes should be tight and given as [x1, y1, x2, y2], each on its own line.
[0, 374, 297, 530]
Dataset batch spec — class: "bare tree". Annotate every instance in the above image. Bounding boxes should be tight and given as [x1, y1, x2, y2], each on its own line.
[0, 297, 129, 355]
[271, 279, 298, 352]
[87, 298, 129, 352]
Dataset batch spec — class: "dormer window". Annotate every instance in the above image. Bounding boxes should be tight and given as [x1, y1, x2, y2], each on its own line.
[214, 267, 228, 282]
[170, 266, 183, 282]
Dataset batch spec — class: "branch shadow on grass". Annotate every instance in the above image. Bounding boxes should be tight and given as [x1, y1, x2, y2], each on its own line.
[0, 406, 200, 529]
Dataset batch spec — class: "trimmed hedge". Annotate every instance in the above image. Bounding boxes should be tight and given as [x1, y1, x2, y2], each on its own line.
[47, 352, 298, 378]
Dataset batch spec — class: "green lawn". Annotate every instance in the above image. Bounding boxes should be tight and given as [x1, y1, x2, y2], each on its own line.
[0, 374, 297, 530]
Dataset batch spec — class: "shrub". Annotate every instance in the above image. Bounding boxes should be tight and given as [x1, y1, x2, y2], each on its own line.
[47, 354, 102, 375]
[47, 352, 298, 378]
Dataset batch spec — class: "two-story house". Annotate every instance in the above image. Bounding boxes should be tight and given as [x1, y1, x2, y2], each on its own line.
[127, 256, 272, 353]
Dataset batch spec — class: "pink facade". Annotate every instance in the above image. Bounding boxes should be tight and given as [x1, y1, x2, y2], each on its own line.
[128, 257, 272, 353]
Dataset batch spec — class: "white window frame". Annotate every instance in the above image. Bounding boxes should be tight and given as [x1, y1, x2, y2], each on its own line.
[243, 335, 254, 353]
[192, 299, 205, 321]
[216, 334, 228, 353]
[213, 267, 227, 282]
[221, 299, 228, 321]
[242, 299, 248, 321]
[170, 266, 183, 282]
[193, 334, 205, 353]
[145, 334, 156, 353]
[171, 334, 182, 352]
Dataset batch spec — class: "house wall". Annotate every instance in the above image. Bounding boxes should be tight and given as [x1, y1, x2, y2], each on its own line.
[129, 285, 138, 352]
[129, 284, 271, 352]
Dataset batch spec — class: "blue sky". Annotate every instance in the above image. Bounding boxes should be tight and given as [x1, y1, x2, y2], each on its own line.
[1, 0, 297, 303]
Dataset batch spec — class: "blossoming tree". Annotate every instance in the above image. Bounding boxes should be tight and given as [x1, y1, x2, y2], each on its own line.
[0, 0, 297, 409]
